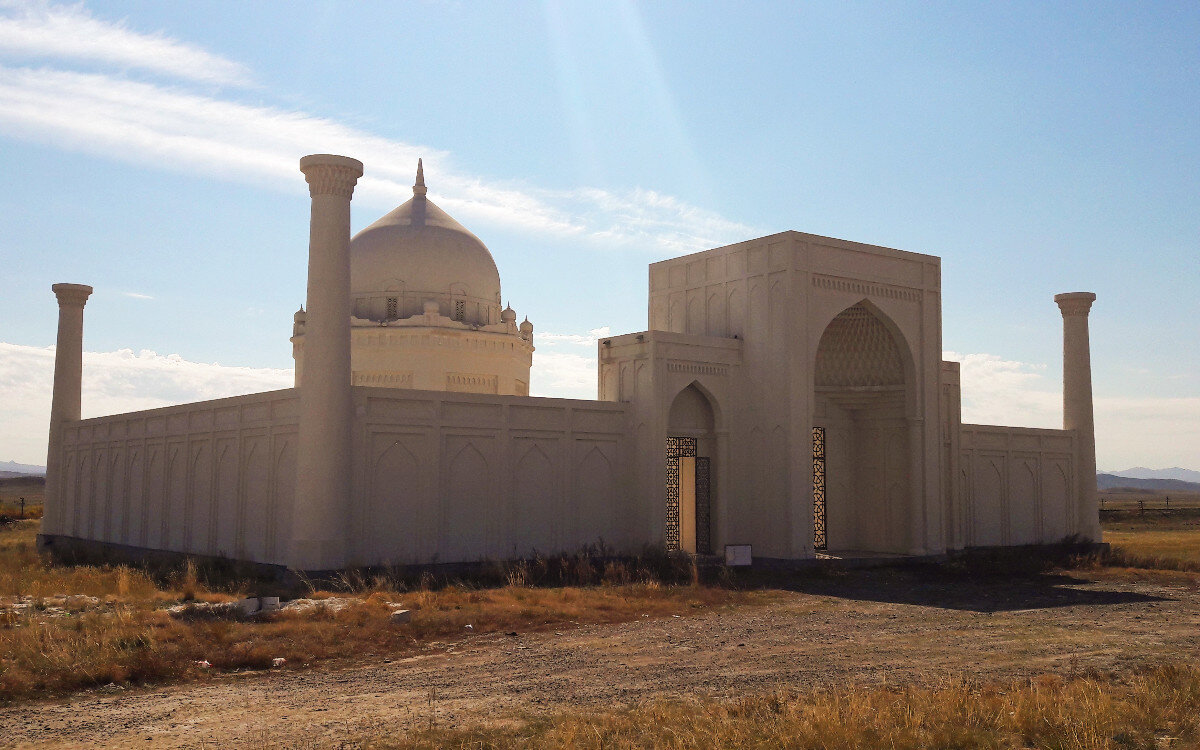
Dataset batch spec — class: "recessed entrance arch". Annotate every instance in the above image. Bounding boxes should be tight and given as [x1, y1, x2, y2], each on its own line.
[813, 301, 914, 555]
[666, 383, 716, 554]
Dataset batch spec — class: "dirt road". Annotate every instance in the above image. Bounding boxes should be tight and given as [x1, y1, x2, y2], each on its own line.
[4, 567, 1199, 749]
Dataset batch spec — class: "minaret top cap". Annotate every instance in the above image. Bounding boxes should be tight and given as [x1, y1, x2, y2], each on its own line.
[298, 153, 363, 174]
[1054, 291, 1097, 316]
[413, 158, 427, 197]
[52, 283, 93, 307]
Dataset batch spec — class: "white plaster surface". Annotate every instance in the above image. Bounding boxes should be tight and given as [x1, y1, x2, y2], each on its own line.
[42, 156, 1100, 569]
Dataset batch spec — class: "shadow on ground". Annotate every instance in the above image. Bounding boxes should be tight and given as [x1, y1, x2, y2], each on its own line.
[740, 565, 1173, 613]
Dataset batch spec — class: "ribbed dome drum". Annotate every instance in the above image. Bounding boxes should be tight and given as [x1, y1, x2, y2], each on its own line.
[349, 161, 501, 326]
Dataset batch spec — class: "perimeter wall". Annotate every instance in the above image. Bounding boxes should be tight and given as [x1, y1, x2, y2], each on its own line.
[959, 424, 1078, 547]
[46, 387, 637, 568]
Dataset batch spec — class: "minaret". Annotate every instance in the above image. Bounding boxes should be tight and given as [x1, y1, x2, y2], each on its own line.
[1055, 292, 1100, 542]
[291, 154, 362, 570]
[44, 283, 93, 538]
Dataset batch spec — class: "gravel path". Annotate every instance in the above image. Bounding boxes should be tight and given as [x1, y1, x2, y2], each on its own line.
[4, 568, 1199, 749]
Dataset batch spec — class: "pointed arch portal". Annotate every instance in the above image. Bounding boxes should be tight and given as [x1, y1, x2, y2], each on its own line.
[813, 301, 914, 555]
[666, 383, 716, 554]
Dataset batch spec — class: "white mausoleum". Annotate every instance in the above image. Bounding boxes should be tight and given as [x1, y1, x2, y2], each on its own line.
[40, 154, 1101, 571]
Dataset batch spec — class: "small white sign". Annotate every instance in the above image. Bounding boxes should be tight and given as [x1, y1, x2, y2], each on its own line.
[724, 544, 752, 566]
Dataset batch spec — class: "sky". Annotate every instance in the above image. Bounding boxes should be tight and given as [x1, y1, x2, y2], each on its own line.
[0, 0, 1197, 470]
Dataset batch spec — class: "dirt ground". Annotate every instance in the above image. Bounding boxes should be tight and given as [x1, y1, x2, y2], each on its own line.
[3, 565, 1199, 749]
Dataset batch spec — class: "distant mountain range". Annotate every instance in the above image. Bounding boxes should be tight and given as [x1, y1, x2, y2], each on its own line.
[1105, 467, 1200, 483]
[0, 460, 46, 478]
[1098, 473, 1200, 492]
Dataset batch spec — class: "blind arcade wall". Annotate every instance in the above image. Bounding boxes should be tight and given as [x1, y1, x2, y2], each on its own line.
[45, 388, 634, 568]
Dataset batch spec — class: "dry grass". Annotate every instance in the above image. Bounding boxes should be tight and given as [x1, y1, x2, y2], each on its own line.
[1102, 511, 1200, 571]
[0, 475, 43, 519]
[0, 520, 768, 704]
[1099, 489, 1200, 511]
[376, 663, 1200, 749]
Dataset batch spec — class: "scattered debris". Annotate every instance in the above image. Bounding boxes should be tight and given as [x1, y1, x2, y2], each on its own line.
[389, 609, 412, 624]
[272, 658, 286, 668]
[196, 660, 212, 669]
[278, 597, 359, 615]
[1, 594, 107, 622]
[234, 596, 281, 616]
[167, 601, 246, 621]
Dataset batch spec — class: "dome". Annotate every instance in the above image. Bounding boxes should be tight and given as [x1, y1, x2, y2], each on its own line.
[349, 161, 502, 325]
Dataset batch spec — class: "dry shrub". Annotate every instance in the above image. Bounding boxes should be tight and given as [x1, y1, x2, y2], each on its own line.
[1, 522, 766, 704]
[385, 663, 1200, 749]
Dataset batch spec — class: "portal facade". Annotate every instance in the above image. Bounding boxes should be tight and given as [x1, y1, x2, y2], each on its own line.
[39, 154, 1101, 571]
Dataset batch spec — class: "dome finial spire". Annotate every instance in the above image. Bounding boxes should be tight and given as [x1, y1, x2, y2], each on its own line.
[413, 158, 427, 197]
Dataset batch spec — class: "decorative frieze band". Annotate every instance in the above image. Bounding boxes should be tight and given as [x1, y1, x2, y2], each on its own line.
[446, 372, 499, 393]
[667, 361, 729, 377]
[812, 275, 922, 302]
[353, 371, 414, 388]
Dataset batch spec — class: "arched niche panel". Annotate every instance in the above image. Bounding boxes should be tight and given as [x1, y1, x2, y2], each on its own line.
[1008, 460, 1039, 545]
[368, 437, 424, 565]
[686, 296, 703, 336]
[727, 287, 745, 339]
[511, 442, 559, 556]
[1041, 462, 1071, 541]
[707, 291, 724, 337]
[166, 444, 187, 551]
[270, 437, 297, 563]
[574, 444, 617, 551]
[88, 449, 107, 541]
[240, 438, 270, 562]
[213, 440, 239, 558]
[441, 440, 491, 562]
[971, 457, 1004, 546]
[70, 452, 87, 538]
[144, 446, 164, 549]
[187, 442, 213, 555]
[124, 448, 143, 547]
[106, 451, 125, 544]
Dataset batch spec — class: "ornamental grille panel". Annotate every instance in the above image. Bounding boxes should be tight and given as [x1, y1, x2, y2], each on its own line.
[386, 297, 398, 319]
[696, 456, 712, 555]
[813, 426, 827, 551]
[454, 300, 466, 321]
[665, 436, 696, 551]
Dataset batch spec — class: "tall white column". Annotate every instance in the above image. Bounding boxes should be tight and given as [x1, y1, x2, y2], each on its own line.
[44, 283, 93, 536]
[1055, 292, 1100, 542]
[290, 154, 363, 570]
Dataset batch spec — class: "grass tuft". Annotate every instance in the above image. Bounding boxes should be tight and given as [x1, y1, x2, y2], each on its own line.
[379, 662, 1200, 749]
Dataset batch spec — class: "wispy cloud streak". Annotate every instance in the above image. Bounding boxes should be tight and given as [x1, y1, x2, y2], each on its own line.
[0, 0, 250, 85]
[0, 0, 755, 255]
[0, 63, 751, 252]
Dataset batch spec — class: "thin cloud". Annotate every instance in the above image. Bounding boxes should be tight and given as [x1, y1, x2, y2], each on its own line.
[0, 0, 251, 86]
[0, 342, 293, 465]
[1, 340, 1195, 469]
[0, 2, 754, 252]
[537, 326, 612, 346]
[121, 291, 153, 300]
[945, 350, 1200, 470]
[0, 62, 753, 253]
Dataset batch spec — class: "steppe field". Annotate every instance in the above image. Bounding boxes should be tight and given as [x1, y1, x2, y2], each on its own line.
[2, 480, 1199, 749]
